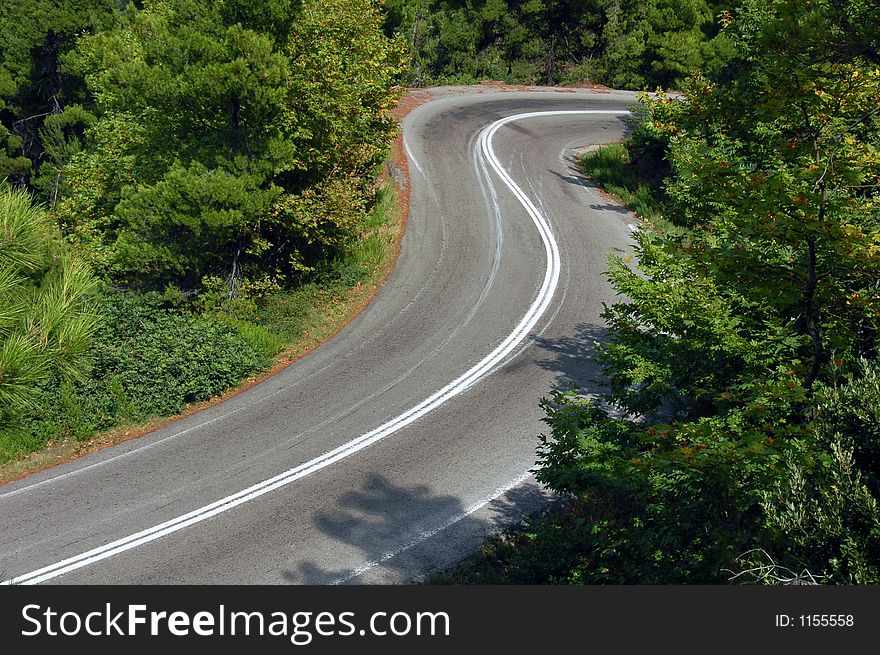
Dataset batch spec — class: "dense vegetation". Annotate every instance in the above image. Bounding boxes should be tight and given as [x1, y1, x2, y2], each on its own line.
[0, 185, 99, 427]
[0, 0, 403, 464]
[5, 292, 273, 460]
[61, 0, 402, 289]
[384, 0, 735, 88]
[3, 0, 878, 587]
[449, 0, 879, 584]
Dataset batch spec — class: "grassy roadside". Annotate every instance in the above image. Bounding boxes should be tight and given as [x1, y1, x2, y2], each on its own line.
[0, 182, 404, 483]
[428, 142, 668, 585]
[576, 142, 667, 221]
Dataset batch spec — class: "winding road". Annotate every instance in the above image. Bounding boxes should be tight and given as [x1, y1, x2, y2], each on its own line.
[0, 87, 637, 584]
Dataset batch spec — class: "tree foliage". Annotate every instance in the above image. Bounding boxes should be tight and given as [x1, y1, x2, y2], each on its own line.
[385, 0, 734, 88]
[536, 0, 880, 583]
[0, 0, 115, 192]
[0, 1, 404, 461]
[0, 184, 99, 426]
[48, 0, 402, 292]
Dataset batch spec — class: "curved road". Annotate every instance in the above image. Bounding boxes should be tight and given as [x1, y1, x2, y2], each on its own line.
[0, 88, 637, 584]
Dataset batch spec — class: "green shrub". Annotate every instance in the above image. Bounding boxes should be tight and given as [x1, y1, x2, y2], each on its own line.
[89, 293, 270, 417]
[218, 316, 284, 361]
[756, 359, 880, 584]
[0, 292, 271, 463]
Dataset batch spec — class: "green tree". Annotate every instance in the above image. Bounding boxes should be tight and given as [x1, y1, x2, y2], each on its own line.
[0, 184, 99, 425]
[60, 0, 402, 291]
[536, 0, 880, 582]
[596, 0, 733, 89]
[384, 0, 733, 87]
[0, 73, 32, 182]
[0, 0, 115, 191]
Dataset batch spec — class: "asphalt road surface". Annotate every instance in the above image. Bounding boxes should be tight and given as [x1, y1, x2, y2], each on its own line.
[0, 87, 638, 584]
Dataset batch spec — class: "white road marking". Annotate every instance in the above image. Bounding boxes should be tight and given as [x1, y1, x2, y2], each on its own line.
[403, 135, 425, 177]
[1, 130, 441, 502]
[2, 110, 627, 585]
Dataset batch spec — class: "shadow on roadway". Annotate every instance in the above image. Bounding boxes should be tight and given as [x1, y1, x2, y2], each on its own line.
[283, 324, 611, 584]
[547, 165, 634, 215]
[586, 202, 631, 214]
[547, 166, 602, 191]
[286, 474, 554, 584]
[531, 322, 610, 393]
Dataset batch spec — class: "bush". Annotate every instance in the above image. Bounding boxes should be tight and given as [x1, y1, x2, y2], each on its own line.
[623, 110, 670, 181]
[757, 359, 880, 584]
[216, 316, 284, 362]
[1, 292, 271, 463]
[88, 294, 270, 416]
[534, 358, 880, 584]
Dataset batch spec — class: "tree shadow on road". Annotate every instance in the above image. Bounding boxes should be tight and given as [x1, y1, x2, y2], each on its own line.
[530, 322, 610, 394]
[285, 474, 555, 584]
[547, 165, 601, 191]
[546, 167, 637, 218]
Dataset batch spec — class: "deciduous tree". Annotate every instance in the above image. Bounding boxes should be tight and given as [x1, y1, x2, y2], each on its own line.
[60, 0, 403, 291]
[536, 0, 880, 582]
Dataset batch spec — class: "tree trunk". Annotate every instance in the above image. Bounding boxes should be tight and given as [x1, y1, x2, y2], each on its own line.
[803, 233, 822, 389]
[546, 35, 557, 86]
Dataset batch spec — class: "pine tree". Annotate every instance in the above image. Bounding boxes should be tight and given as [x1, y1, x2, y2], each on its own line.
[0, 184, 100, 424]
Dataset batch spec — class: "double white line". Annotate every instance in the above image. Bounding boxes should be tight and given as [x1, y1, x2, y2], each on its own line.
[2, 110, 627, 585]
